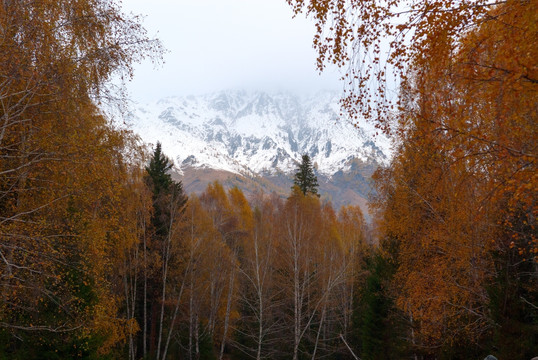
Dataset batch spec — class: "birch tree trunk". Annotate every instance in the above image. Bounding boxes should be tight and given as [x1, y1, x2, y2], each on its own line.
[219, 268, 236, 360]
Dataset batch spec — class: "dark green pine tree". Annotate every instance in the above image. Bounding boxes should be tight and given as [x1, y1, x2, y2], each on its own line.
[351, 237, 408, 360]
[146, 142, 174, 197]
[142, 142, 187, 357]
[293, 154, 319, 196]
[145, 141, 187, 237]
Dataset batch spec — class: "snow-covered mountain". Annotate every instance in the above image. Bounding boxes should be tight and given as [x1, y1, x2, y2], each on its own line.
[127, 90, 390, 177]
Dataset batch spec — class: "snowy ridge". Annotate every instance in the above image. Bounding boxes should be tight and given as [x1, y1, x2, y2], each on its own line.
[128, 90, 390, 176]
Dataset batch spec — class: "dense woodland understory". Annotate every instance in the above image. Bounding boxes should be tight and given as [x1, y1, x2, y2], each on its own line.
[0, 0, 536, 359]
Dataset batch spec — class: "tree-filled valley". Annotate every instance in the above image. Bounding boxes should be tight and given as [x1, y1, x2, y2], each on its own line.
[0, 0, 536, 359]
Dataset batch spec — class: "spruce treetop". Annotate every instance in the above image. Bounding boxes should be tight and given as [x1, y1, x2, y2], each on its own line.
[146, 142, 174, 196]
[293, 154, 319, 196]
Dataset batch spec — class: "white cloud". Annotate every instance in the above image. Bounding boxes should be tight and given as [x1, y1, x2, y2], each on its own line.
[121, 0, 342, 101]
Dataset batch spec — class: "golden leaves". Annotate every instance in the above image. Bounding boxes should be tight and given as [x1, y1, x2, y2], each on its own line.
[0, 0, 162, 353]
[368, 0, 537, 350]
[286, 0, 530, 133]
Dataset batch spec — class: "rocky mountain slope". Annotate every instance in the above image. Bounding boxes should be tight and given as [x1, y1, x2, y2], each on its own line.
[127, 90, 391, 213]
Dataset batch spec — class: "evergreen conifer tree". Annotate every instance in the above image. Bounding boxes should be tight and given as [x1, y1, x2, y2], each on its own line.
[142, 142, 187, 356]
[146, 142, 174, 196]
[293, 154, 319, 196]
[146, 142, 188, 238]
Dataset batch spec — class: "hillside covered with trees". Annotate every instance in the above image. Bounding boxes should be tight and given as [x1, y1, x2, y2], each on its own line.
[0, 0, 536, 359]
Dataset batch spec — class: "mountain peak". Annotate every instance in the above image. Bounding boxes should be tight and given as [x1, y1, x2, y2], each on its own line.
[128, 90, 391, 177]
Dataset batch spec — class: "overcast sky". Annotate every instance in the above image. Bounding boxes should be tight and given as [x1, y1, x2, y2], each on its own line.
[120, 0, 342, 102]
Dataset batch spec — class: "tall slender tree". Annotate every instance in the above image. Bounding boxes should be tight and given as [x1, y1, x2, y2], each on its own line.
[293, 154, 319, 196]
[145, 142, 186, 237]
[146, 142, 173, 196]
[0, 0, 162, 356]
[141, 142, 188, 359]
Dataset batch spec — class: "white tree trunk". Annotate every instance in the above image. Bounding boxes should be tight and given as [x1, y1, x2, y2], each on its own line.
[219, 268, 236, 360]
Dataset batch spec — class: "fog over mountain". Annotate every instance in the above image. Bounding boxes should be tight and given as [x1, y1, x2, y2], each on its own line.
[127, 90, 391, 212]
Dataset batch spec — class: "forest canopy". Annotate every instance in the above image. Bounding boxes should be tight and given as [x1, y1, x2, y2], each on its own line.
[0, 0, 535, 359]
[287, 0, 537, 357]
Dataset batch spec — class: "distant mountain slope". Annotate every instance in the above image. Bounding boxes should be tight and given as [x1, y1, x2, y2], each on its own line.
[128, 90, 391, 214]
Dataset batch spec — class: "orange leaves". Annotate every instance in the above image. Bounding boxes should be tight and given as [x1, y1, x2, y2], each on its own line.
[0, 0, 162, 353]
[368, 0, 537, 352]
[171, 183, 370, 358]
[286, 0, 531, 133]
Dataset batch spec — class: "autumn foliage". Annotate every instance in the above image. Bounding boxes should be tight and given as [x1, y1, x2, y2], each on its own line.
[0, 0, 160, 357]
[288, 0, 537, 358]
[1, 0, 536, 358]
